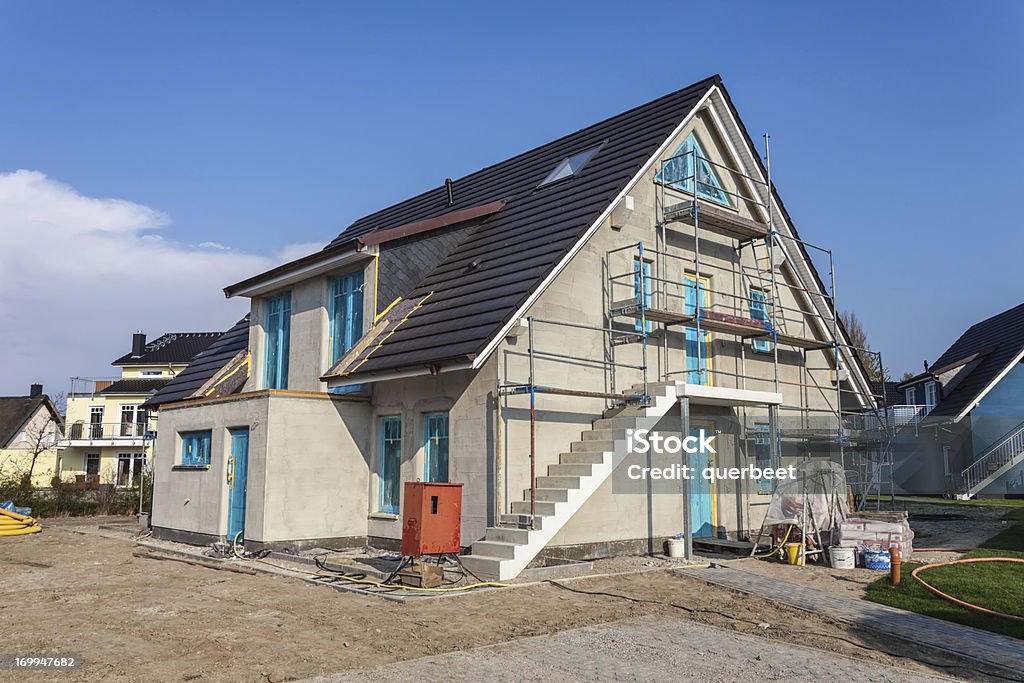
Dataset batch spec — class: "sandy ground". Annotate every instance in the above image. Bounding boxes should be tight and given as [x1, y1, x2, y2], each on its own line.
[0, 525, 1008, 683]
[304, 615, 954, 682]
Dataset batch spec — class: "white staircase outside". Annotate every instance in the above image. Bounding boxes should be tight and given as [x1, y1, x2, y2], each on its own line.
[461, 382, 680, 581]
[957, 419, 1024, 499]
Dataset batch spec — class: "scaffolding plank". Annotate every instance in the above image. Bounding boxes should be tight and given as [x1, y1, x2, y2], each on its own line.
[611, 304, 833, 350]
[501, 385, 641, 401]
[663, 200, 769, 241]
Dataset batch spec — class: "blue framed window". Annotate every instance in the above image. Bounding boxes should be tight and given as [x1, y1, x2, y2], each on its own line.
[656, 133, 730, 206]
[749, 289, 772, 353]
[264, 292, 291, 390]
[329, 271, 364, 364]
[424, 413, 449, 483]
[684, 275, 711, 385]
[378, 417, 402, 514]
[753, 424, 772, 494]
[180, 431, 212, 466]
[633, 257, 653, 333]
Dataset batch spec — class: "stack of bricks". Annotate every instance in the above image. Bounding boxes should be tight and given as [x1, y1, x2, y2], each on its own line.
[838, 510, 914, 561]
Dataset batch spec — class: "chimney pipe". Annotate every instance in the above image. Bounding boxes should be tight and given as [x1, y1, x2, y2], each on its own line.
[923, 360, 929, 373]
[132, 331, 147, 358]
[445, 178, 454, 206]
[29, 384, 43, 398]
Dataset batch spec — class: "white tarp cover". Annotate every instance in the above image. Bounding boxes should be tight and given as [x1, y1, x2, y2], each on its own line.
[763, 460, 849, 531]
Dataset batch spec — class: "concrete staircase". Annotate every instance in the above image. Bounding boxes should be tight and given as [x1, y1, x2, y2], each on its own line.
[461, 382, 680, 580]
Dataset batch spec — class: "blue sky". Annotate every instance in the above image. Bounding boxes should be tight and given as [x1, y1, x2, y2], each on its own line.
[1, 1, 1022, 396]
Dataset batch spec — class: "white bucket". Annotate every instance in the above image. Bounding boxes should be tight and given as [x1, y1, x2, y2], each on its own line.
[830, 546, 855, 569]
[667, 538, 686, 558]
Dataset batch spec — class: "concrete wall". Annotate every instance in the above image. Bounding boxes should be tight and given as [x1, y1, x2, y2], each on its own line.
[151, 391, 376, 545]
[363, 368, 497, 544]
[151, 395, 269, 540]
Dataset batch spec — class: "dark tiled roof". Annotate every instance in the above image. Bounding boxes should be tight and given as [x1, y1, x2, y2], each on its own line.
[325, 76, 720, 377]
[112, 332, 222, 366]
[98, 378, 170, 395]
[0, 396, 61, 448]
[871, 381, 903, 408]
[144, 316, 251, 409]
[929, 302, 1024, 418]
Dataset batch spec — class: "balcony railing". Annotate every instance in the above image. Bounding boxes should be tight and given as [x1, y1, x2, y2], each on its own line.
[63, 422, 151, 441]
[845, 405, 929, 432]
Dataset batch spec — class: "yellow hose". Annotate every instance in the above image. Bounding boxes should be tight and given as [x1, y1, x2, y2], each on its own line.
[0, 508, 41, 536]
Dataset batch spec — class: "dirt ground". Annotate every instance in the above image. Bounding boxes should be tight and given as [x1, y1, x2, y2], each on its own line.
[0, 525, 1010, 683]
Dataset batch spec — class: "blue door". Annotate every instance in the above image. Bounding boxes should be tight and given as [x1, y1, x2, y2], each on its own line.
[688, 424, 714, 537]
[227, 428, 249, 542]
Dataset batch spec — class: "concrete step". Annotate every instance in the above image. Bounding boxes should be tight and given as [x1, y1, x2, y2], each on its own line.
[459, 554, 504, 580]
[523, 487, 569, 503]
[571, 439, 613, 453]
[547, 463, 594, 477]
[499, 513, 543, 530]
[484, 526, 531, 544]
[535, 475, 581, 490]
[559, 451, 606, 465]
[472, 540, 518, 559]
[511, 500, 557, 516]
[582, 428, 626, 441]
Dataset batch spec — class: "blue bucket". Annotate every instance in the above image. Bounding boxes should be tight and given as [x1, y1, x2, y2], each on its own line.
[864, 549, 891, 571]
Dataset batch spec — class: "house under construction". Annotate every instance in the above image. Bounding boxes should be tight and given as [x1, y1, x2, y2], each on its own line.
[148, 75, 893, 579]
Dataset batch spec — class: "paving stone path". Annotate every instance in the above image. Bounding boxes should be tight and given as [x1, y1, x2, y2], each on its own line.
[304, 615, 951, 682]
[676, 564, 1024, 677]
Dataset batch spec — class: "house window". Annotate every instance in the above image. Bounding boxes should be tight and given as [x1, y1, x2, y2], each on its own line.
[264, 292, 291, 390]
[424, 413, 450, 483]
[379, 417, 402, 514]
[753, 424, 772, 494]
[181, 431, 212, 467]
[633, 257, 653, 333]
[656, 133, 730, 206]
[89, 406, 104, 439]
[141, 370, 163, 376]
[924, 381, 939, 412]
[85, 453, 100, 476]
[116, 452, 145, 487]
[330, 271, 365, 364]
[119, 405, 146, 437]
[749, 289, 771, 353]
[905, 386, 917, 405]
[684, 274, 712, 385]
[538, 144, 603, 187]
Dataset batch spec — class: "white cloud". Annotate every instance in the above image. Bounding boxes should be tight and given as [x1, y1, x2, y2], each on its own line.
[0, 170, 320, 397]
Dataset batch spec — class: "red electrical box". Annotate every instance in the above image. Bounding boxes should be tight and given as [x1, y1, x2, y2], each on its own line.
[401, 482, 463, 556]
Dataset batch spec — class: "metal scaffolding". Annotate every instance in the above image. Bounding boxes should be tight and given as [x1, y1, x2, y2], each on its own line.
[499, 135, 903, 524]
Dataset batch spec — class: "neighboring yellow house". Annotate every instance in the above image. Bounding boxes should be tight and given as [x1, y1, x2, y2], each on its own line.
[59, 331, 221, 486]
[0, 387, 63, 488]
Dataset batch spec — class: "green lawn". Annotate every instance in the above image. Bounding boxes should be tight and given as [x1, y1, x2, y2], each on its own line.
[865, 507, 1024, 639]
[889, 495, 1024, 509]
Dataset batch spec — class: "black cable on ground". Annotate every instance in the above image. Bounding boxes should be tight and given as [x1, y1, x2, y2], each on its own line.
[544, 580, 1021, 682]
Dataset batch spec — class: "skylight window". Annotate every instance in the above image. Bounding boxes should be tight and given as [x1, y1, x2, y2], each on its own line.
[539, 144, 602, 187]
